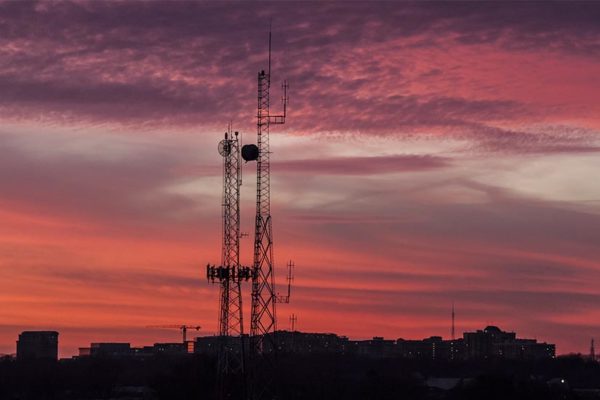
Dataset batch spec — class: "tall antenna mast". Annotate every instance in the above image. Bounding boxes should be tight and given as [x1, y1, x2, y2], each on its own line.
[290, 314, 297, 331]
[451, 302, 456, 341]
[207, 127, 252, 399]
[242, 26, 290, 400]
[268, 22, 272, 84]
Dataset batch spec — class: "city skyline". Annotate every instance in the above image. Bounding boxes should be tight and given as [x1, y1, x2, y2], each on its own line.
[1, 2, 599, 358]
[8, 324, 558, 362]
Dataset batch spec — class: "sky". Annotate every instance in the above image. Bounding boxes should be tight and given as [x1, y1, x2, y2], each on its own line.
[0, 1, 599, 358]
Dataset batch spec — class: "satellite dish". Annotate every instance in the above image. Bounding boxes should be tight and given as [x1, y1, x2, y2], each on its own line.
[242, 144, 259, 162]
[218, 139, 231, 157]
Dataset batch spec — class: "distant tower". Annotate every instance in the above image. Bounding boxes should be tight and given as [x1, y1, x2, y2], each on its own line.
[290, 314, 298, 331]
[451, 303, 456, 341]
[449, 303, 456, 361]
[207, 127, 252, 399]
[591, 338, 596, 361]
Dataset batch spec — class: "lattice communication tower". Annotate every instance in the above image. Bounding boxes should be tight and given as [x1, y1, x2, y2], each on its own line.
[241, 30, 292, 400]
[207, 128, 252, 399]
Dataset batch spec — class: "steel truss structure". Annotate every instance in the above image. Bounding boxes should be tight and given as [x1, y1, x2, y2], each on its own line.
[207, 128, 251, 399]
[247, 31, 290, 400]
[206, 30, 292, 400]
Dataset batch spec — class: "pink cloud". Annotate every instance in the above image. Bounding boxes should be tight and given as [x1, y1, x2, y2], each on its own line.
[0, 2, 598, 153]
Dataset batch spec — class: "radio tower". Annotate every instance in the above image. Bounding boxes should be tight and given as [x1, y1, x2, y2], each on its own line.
[290, 314, 297, 331]
[451, 302, 456, 341]
[242, 29, 290, 400]
[207, 127, 252, 399]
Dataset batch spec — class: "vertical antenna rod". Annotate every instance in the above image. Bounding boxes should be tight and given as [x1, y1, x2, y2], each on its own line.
[451, 302, 455, 341]
[268, 24, 272, 84]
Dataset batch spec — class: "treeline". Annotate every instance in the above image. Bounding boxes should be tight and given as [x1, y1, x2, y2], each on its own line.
[0, 353, 598, 399]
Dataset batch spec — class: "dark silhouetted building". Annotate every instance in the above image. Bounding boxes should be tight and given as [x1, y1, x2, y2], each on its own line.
[152, 342, 187, 355]
[89, 342, 132, 358]
[463, 326, 555, 360]
[192, 327, 554, 361]
[16, 331, 58, 361]
[349, 336, 396, 357]
[78, 342, 189, 358]
[194, 335, 244, 355]
[396, 336, 465, 360]
[273, 331, 346, 354]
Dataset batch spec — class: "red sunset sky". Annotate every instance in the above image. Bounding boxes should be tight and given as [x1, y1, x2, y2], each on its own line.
[0, 2, 599, 358]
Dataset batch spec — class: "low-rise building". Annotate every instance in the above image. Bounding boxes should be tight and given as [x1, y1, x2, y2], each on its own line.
[90, 342, 132, 358]
[192, 327, 555, 361]
[194, 335, 242, 355]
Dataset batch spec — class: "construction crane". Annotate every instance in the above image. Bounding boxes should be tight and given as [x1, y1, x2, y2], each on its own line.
[146, 325, 201, 344]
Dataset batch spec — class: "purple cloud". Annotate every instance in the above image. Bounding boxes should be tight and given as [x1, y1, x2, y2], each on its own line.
[274, 154, 450, 175]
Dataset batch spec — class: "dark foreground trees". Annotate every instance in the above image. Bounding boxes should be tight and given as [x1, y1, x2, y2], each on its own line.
[0, 354, 597, 399]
